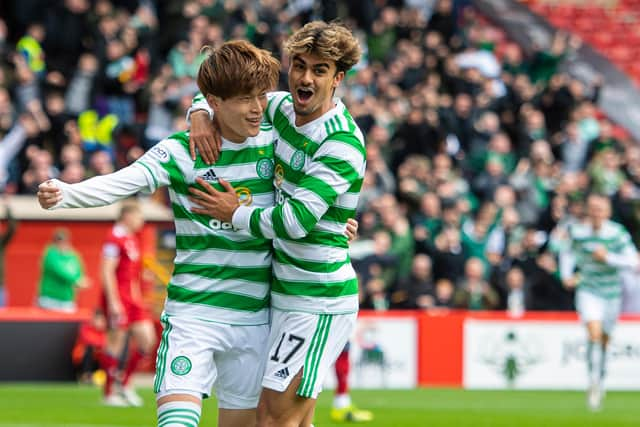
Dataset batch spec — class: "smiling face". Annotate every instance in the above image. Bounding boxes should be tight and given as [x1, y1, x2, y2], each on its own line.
[209, 88, 267, 143]
[197, 40, 279, 142]
[288, 53, 344, 126]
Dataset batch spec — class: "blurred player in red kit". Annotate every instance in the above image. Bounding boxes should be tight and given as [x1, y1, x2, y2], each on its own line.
[100, 201, 156, 406]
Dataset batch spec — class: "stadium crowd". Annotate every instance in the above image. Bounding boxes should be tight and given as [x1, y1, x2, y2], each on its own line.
[2, 0, 640, 314]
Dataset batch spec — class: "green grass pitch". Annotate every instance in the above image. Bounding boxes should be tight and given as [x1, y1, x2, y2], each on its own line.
[0, 385, 639, 426]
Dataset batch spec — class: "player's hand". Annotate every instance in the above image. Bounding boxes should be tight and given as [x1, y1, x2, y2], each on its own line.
[562, 275, 578, 289]
[75, 277, 91, 289]
[188, 177, 239, 223]
[189, 111, 221, 164]
[37, 180, 63, 209]
[592, 246, 608, 262]
[345, 218, 359, 242]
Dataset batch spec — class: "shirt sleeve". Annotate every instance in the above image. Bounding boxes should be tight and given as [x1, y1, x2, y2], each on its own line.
[233, 136, 366, 240]
[558, 228, 577, 281]
[102, 242, 120, 259]
[605, 229, 639, 269]
[186, 93, 213, 124]
[51, 166, 151, 210]
[50, 139, 175, 209]
[133, 138, 176, 191]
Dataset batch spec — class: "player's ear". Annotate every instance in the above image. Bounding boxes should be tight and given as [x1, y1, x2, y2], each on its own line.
[206, 94, 222, 111]
[332, 70, 345, 89]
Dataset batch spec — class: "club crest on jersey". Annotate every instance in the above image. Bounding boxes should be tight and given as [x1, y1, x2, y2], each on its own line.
[235, 186, 253, 206]
[150, 145, 170, 162]
[256, 158, 274, 179]
[199, 168, 218, 182]
[170, 356, 192, 376]
[290, 149, 305, 171]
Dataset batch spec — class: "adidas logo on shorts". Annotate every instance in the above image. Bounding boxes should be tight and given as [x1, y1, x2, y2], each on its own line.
[200, 169, 218, 182]
[274, 367, 290, 379]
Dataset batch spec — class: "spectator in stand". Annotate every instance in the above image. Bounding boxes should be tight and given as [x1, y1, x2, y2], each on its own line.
[389, 254, 436, 309]
[454, 257, 500, 310]
[503, 266, 529, 316]
[355, 230, 398, 310]
[37, 228, 89, 312]
[433, 278, 456, 308]
[432, 225, 467, 283]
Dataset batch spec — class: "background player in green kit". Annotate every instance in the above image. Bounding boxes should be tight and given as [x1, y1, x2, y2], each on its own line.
[188, 21, 367, 427]
[37, 40, 280, 427]
[559, 193, 638, 411]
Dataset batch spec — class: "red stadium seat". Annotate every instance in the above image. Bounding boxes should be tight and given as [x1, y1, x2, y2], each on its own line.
[526, 0, 639, 86]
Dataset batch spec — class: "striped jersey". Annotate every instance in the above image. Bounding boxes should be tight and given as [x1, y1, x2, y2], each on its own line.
[135, 130, 276, 324]
[220, 91, 367, 314]
[560, 220, 638, 299]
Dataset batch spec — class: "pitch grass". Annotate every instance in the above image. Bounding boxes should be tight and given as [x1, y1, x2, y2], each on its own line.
[0, 385, 639, 427]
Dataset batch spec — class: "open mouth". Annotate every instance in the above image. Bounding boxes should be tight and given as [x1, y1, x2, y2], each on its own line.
[247, 117, 261, 126]
[296, 87, 314, 103]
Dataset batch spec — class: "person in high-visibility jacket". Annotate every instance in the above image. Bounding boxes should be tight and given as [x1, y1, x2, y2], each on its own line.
[16, 23, 46, 78]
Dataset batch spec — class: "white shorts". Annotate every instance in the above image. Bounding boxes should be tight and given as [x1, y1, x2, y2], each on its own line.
[576, 289, 621, 334]
[262, 309, 357, 399]
[154, 314, 269, 409]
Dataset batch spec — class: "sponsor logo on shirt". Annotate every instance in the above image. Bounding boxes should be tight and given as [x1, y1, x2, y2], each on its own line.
[236, 187, 253, 206]
[150, 145, 170, 162]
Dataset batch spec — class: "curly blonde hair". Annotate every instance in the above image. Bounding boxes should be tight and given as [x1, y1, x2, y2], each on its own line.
[197, 40, 280, 100]
[284, 21, 361, 73]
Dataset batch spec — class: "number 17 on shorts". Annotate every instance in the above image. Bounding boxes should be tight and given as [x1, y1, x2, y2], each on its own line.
[261, 309, 357, 399]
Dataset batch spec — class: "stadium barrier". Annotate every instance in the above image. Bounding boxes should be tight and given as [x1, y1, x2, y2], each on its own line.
[340, 310, 640, 390]
[1, 308, 639, 385]
[0, 308, 91, 381]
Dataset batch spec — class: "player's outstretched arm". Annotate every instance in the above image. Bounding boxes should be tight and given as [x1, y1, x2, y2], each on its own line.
[37, 180, 63, 209]
[37, 137, 178, 210]
[37, 165, 151, 210]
